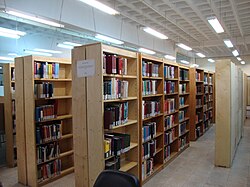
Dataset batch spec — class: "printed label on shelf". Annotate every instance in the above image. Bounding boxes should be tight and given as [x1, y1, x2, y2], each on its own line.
[77, 59, 95, 77]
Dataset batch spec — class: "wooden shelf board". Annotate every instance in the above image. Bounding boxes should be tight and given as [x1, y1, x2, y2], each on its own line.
[142, 76, 163, 80]
[179, 117, 190, 123]
[164, 110, 178, 116]
[119, 161, 137, 172]
[38, 167, 74, 186]
[103, 74, 137, 79]
[103, 97, 137, 102]
[155, 148, 162, 155]
[108, 120, 137, 130]
[179, 92, 190, 96]
[142, 132, 163, 144]
[196, 120, 203, 125]
[35, 114, 72, 123]
[34, 78, 72, 82]
[61, 134, 73, 140]
[143, 94, 163, 98]
[196, 93, 204, 96]
[143, 113, 163, 121]
[164, 123, 179, 131]
[179, 105, 189, 110]
[196, 105, 203, 109]
[196, 81, 203, 83]
[130, 142, 138, 150]
[165, 78, 178, 81]
[165, 92, 178, 96]
[36, 134, 73, 146]
[179, 130, 190, 138]
[164, 137, 178, 147]
[35, 95, 72, 100]
[179, 80, 190, 82]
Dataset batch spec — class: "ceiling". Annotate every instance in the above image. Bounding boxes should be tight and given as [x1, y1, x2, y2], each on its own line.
[102, 0, 250, 58]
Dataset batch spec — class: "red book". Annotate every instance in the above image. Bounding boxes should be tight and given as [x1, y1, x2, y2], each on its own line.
[112, 55, 117, 74]
[118, 58, 123, 75]
[106, 55, 113, 74]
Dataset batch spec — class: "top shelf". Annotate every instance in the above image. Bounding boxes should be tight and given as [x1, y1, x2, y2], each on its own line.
[34, 78, 72, 82]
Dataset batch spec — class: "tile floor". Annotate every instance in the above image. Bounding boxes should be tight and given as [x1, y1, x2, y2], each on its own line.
[0, 120, 250, 187]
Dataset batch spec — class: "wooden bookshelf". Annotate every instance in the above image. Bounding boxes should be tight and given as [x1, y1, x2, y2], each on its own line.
[3, 63, 16, 167]
[72, 43, 139, 187]
[15, 56, 73, 187]
[208, 72, 216, 123]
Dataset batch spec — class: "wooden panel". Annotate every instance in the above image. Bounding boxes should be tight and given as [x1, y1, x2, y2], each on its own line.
[85, 43, 105, 187]
[72, 46, 89, 187]
[189, 68, 196, 141]
[215, 60, 231, 167]
[247, 77, 250, 105]
[23, 56, 37, 187]
[15, 57, 27, 184]
[0, 96, 4, 103]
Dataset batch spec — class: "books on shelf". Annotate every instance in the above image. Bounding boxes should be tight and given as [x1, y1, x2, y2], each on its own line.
[204, 75, 208, 84]
[142, 122, 157, 143]
[179, 69, 188, 81]
[35, 102, 58, 122]
[179, 136, 188, 151]
[164, 98, 175, 114]
[164, 128, 176, 145]
[164, 66, 175, 79]
[179, 97, 185, 107]
[142, 139, 157, 160]
[37, 159, 61, 182]
[37, 142, 60, 164]
[105, 156, 120, 170]
[164, 115, 175, 130]
[34, 83, 54, 99]
[196, 98, 202, 107]
[142, 100, 161, 119]
[34, 61, 60, 79]
[196, 85, 202, 94]
[104, 102, 128, 129]
[196, 72, 201, 81]
[142, 80, 157, 96]
[179, 111, 185, 122]
[103, 53, 128, 75]
[204, 85, 208, 94]
[179, 83, 187, 94]
[179, 122, 187, 136]
[195, 111, 202, 123]
[36, 122, 61, 144]
[164, 145, 171, 161]
[196, 126, 202, 138]
[142, 61, 159, 77]
[142, 158, 154, 180]
[103, 79, 129, 100]
[208, 76, 212, 85]
[164, 81, 175, 94]
[209, 86, 213, 94]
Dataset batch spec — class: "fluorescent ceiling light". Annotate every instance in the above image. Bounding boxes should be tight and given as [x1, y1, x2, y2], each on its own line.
[8, 53, 17, 56]
[180, 60, 190, 65]
[79, 0, 119, 15]
[177, 43, 192, 51]
[24, 50, 52, 57]
[63, 42, 82, 46]
[95, 34, 124, 45]
[223, 39, 233, 48]
[0, 27, 26, 39]
[0, 56, 14, 61]
[232, 50, 239, 57]
[7, 11, 64, 28]
[237, 57, 242, 61]
[138, 48, 156, 55]
[143, 27, 168, 39]
[164, 55, 176, 60]
[208, 58, 215, 63]
[196, 53, 206, 58]
[241, 61, 245, 65]
[34, 48, 62, 54]
[57, 43, 74, 49]
[191, 64, 199, 68]
[207, 16, 224, 33]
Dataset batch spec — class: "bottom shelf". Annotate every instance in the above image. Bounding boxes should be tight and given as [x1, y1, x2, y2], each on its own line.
[142, 163, 162, 184]
[119, 161, 137, 172]
[38, 167, 74, 186]
[164, 152, 178, 164]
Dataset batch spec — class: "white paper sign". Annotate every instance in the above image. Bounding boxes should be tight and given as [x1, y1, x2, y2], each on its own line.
[77, 59, 95, 77]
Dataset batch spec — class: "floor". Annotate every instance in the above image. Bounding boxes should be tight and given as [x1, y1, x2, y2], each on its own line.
[0, 121, 250, 187]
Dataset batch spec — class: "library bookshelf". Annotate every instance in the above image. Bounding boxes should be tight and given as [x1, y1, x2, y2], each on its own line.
[15, 56, 74, 187]
[3, 63, 16, 167]
[72, 43, 139, 187]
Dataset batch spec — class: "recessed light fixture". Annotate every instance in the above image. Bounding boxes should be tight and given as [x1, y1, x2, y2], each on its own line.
[143, 27, 168, 39]
[63, 42, 82, 47]
[191, 64, 199, 68]
[232, 50, 239, 57]
[79, 0, 119, 15]
[57, 43, 74, 49]
[208, 59, 215, 63]
[0, 56, 14, 61]
[24, 50, 52, 57]
[138, 48, 156, 55]
[164, 55, 176, 60]
[180, 60, 190, 65]
[34, 48, 62, 54]
[177, 43, 192, 51]
[223, 39, 233, 48]
[207, 16, 224, 33]
[241, 61, 245, 65]
[0, 27, 26, 39]
[237, 57, 242, 61]
[196, 53, 206, 58]
[8, 53, 18, 56]
[7, 11, 64, 28]
[95, 34, 124, 45]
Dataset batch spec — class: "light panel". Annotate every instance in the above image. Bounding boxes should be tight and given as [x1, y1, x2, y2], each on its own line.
[63, 42, 82, 46]
[241, 61, 245, 65]
[143, 27, 168, 39]
[180, 60, 190, 65]
[232, 50, 239, 57]
[207, 16, 224, 33]
[0, 27, 26, 39]
[95, 34, 124, 45]
[164, 55, 176, 60]
[237, 57, 242, 61]
[196, 53, 206, 58]
[223, 39, 233, 48]
[208, 58, 215, 63]
[138, 48, 156, 55]
[57, 43, 74, 49]
[34, 48, 62, 54]
[177, 43, 192, 51]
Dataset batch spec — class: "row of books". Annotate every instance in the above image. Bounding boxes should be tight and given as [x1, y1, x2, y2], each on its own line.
[37, 142, 60, 164]
[142, 140, 156, 160]
[204, 111, 213, 120]
[36, 123, 61, 144]
[209, 86, 213, 94]
[164, 98, 175, 114]
[12, 100, 15, 116]
[164, 115, 175, 130]
[104, 102, 128, 129]
[103, 53, 128, 75]
[196, 98, 202, 107]
[103, 79, 129, 100]
[179, 111, 185, 122]
[142, 100, 161, 119]
[37, 159, 61, 182]
[142, 61, 159, 77]
[179, 136, 188, 151]
[204, 120, 211, 130]
[179, 122, 187, 136]
[142, 80, 157, 96]
[164, 81, 175, 94]
[164, 66, 175, 79]
[34, 83, 54, 99]
[179, 69, 188, 81]
[35, 104, 57, 122]
[196, 111, 202, 123]
[179, 97, 185, 107]
[179, 83, 187, 94]
[104, 133, 130, 158]
[164, 145, 171, 161]
[204, 76, 213, 84]
[11, 68, 15, 81]
[204, 95, 213, 103]
[204, 76, 208, 84]
[196, 72, 201, 81]
[34, 61, 60, 79]
[142, 158, 154, 180]
[196, 126, 202, 138]
[203, 102, 213, 111]
[164, 129, 176, 145]
[204, 86, 209, 94]
[105, 156, 120, 170]
[196, 85, 202, 94]
[142, 122, 157, 143]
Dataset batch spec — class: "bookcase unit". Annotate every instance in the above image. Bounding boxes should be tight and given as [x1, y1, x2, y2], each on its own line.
[72, 43, 139, 187]
[15, 56, 74, 187]
[3, 63, 16, 167]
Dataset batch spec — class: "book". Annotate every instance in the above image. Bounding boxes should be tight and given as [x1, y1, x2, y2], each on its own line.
[103, 53, 128, 75]
[142, 122, 157, 143]
[164, 98, 175, 114]
[142, 100, 161, 119]
[195, 72, 201, 81]
[179, 97, 185, 107]
[179, 83, 187, 94]
[142, 80, 157, 96]
[179, 122, 187, 136]
[164, 66, 175, 79]
[164, 128, 175, 145]
[103, 79, 128, 100]
[37, 159, 61, 182]
[179, 69, 188, 81]
[142, 61, 159, 77]
[34, 61, 59, 79]
[164, 81, 175, 94]
[34, 83, 54, 99]
[164, 115, 175, 130]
